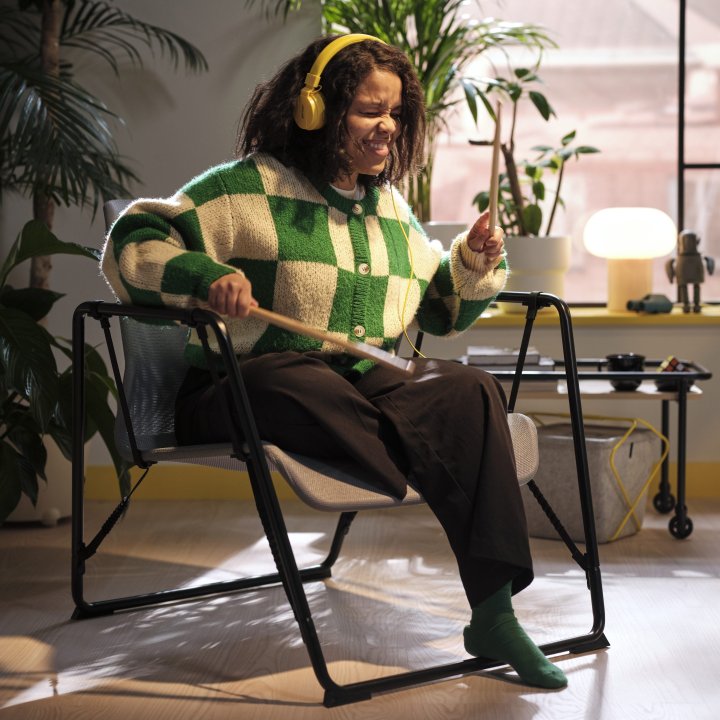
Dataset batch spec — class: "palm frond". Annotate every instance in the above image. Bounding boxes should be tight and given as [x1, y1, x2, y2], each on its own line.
[1, 1, 207, 213]
[0, 5, 41, 61]
[0, 62, 139, 209]
[60, 0, 208, 75]
[243, 0, 304, 20]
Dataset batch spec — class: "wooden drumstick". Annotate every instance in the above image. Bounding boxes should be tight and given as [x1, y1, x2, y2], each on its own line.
[488, 102, 502, 232]
[249, 305, 415, 375]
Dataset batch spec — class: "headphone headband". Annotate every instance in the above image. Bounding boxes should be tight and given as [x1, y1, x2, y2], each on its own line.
[294, 33, 386, 131]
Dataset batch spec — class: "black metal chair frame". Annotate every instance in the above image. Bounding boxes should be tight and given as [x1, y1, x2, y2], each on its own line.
[71, 290, 608, 707]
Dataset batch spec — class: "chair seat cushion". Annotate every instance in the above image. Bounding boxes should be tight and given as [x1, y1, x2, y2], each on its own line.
[142, 441, 423, 511]
[140, 412, 538, 512]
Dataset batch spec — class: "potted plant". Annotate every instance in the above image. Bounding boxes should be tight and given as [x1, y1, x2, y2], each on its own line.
[467, 64, 600, 301]
[0, 0, 207, 523]
[251, 0, 555, 222]
[469, 66, 600, 237]
[0, 220, 130, 524]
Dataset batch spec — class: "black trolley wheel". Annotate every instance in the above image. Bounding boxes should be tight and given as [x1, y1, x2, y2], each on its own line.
[669, 515, 693, 539]
[653, 492, 676, 514]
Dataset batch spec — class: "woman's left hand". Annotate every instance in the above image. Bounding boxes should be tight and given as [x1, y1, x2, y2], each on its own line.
[467, 210, 504, 265]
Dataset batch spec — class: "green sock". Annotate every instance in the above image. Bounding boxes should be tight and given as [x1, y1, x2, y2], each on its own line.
[463, 582, 568, 689]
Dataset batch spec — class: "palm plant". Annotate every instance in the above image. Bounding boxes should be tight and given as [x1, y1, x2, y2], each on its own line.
[0, 0, 208, 288]
[249, 0, 554, 221]
[0, 0, 207, 521]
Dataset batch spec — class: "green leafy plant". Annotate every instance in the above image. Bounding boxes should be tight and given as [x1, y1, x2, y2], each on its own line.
[0, 0, 207, 520]
[0, 220, 130, 523]
[468, 66, 600, 236]
[249, 0, 555, 222]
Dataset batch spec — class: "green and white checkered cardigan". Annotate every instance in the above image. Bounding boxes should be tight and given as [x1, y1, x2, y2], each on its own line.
[101, 153, 507, 372]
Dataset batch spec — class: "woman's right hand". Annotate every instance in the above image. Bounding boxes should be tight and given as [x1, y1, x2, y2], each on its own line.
[467, 210, 505, 265]
[208, 273, 258, 318]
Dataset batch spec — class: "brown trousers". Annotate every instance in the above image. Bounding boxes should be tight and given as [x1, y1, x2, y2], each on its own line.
[175, 353, 533, 607]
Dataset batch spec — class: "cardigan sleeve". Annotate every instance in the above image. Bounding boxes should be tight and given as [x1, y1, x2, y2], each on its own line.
[411, 219, 508, 337]
[100, 166, 242, 308]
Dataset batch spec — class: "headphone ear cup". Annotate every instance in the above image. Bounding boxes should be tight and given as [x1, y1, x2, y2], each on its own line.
[294, 87, 326, 131]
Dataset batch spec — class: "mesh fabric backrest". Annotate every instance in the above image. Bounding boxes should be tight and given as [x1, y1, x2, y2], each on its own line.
[114, 317, 191, 458]
[507, 412, 539, 485]
[104, 199, 132, 230]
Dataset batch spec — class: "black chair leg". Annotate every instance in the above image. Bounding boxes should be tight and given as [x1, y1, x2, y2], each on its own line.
[320, 512, 357, 571]
[498, 291, 607, 647]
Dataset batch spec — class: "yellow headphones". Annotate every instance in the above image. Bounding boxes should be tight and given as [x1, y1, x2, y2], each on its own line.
[293, 34, 386, 131]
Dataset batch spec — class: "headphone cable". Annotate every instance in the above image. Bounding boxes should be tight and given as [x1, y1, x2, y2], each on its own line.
[390, 188, 426, 359]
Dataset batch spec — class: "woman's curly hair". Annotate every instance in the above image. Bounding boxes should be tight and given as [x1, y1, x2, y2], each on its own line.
[236, 36, 426, 187]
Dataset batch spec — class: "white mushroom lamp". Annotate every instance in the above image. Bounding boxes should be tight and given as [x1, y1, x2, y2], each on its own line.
[583, 207, 677, 312]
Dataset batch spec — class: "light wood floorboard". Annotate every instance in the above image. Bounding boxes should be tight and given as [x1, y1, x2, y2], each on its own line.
[1, 497, 719, 719]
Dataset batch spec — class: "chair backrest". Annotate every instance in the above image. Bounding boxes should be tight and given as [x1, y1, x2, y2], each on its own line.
[103, 198, 133, 232]
[114, 317, 191, 458]
[103, 199, 194, 458]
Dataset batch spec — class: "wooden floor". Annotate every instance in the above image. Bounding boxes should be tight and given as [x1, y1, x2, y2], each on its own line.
[1, 497, 719, 719]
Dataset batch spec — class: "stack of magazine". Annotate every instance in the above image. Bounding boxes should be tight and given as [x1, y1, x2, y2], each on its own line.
[462, 345, 559, 391]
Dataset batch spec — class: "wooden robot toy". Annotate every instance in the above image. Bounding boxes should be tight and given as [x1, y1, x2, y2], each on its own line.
[665, 230, 715, 313]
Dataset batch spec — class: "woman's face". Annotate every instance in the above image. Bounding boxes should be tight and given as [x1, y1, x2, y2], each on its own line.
[335, 69, 402, 190]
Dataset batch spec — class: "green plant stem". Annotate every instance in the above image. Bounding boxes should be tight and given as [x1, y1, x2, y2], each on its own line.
[501, 101, 526, 235]
[419, 162, 432, 222]
[544, 160, 565, 236]
[502, 144, 526, 235]
[406, 165, 432, 223]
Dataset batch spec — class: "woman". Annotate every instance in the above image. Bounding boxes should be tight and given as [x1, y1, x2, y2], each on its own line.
[101, 34, 567, 689]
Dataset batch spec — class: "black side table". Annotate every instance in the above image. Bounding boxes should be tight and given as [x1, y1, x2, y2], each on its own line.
[487, 358, 712, 539]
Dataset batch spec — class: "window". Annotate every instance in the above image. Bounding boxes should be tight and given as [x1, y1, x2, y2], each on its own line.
[431, 0, 720, 303]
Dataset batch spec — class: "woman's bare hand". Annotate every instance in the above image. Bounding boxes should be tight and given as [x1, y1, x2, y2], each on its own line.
[208, 273, 258, 318]
[467, 210, 505, 265]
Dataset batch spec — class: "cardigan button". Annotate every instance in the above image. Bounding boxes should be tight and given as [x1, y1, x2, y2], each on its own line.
[351, 203, 363, 216]
[353, 325, 366, 338]
[358, 262, 370, 275]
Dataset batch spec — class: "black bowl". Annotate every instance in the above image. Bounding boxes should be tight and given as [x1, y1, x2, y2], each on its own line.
[611, 378, 642, 391]
[606, 353, 645, 391]
[654, 378, 694, 392]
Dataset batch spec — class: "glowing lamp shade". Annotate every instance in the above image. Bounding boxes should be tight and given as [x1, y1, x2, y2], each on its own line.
[583, 208, 676, 311]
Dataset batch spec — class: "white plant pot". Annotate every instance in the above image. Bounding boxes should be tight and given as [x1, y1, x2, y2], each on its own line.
[501, 235, 573, 313]
[6, 437, 72, 527]
[421, 221, 468, 250]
